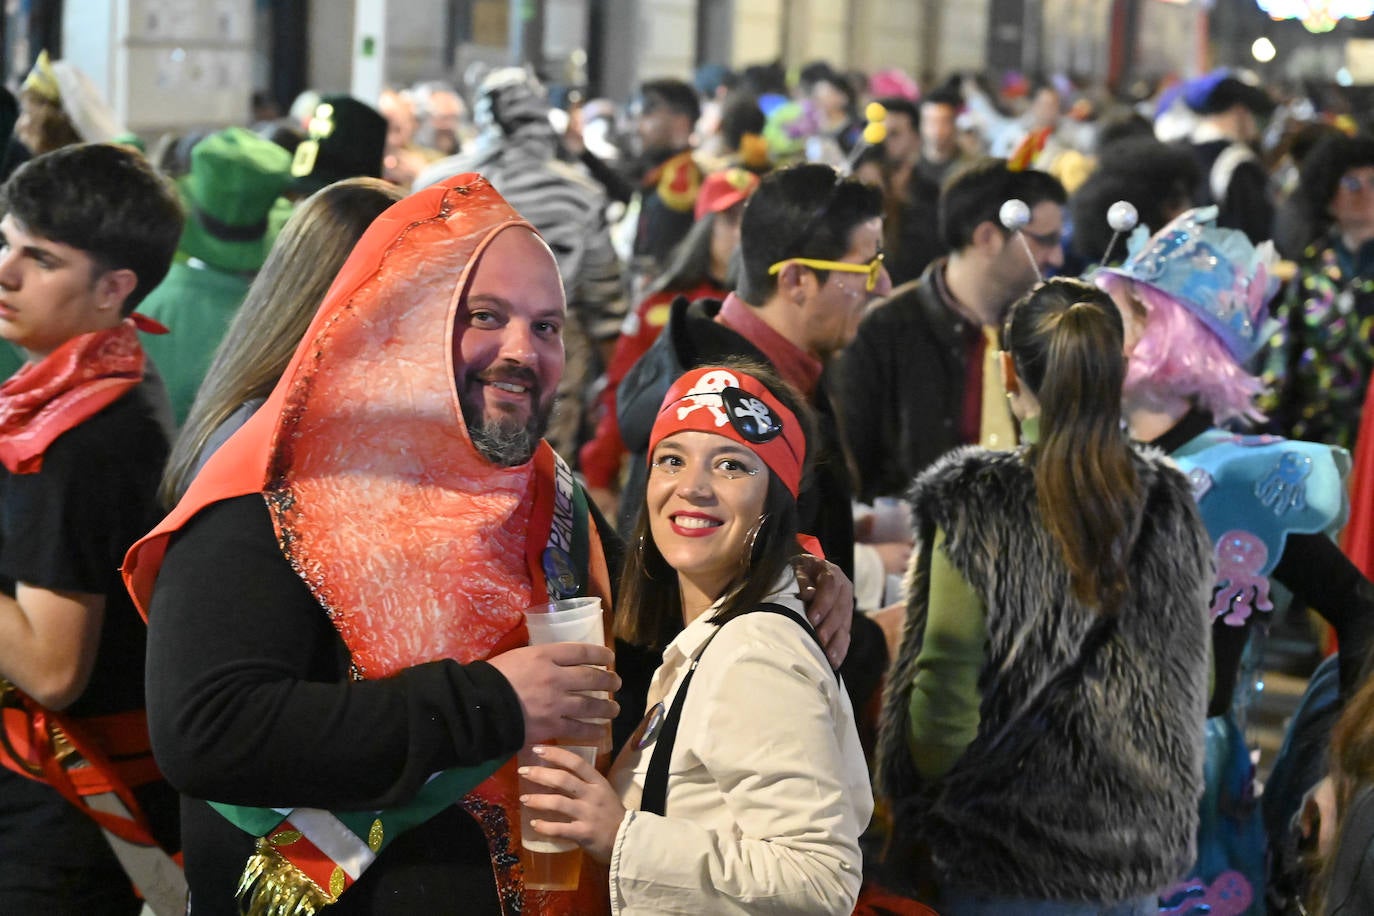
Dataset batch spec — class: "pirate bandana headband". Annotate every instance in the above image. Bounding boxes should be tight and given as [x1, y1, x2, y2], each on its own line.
[648, 366, 805, 498]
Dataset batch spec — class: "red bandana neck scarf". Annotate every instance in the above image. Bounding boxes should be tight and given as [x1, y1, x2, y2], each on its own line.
[0, 316, 160, 474]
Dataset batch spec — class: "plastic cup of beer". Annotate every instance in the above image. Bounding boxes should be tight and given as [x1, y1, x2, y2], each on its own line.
[519, 596, 610, 890]
[518, 743, 598, 891]
[524, 596, 612, 754]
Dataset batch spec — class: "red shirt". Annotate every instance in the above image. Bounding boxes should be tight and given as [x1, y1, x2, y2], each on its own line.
[714, 293, 823, 398]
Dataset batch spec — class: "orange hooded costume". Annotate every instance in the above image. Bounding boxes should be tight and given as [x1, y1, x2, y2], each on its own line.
[123, 174, 611, 915]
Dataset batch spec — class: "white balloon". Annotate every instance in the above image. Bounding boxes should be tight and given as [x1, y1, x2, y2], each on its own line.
[1107, 201, 1139, 233]
[999, 198, 1031, 231]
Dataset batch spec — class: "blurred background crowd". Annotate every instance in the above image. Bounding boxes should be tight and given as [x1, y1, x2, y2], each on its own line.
[10, 2, 1374, 911]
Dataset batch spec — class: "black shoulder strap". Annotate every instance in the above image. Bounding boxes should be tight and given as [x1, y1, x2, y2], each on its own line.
[754, 602, 827, 658]
[640, 603, 828, 816]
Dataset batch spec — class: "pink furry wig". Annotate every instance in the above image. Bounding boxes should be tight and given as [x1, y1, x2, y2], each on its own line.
[1094, 271, 1267, 426]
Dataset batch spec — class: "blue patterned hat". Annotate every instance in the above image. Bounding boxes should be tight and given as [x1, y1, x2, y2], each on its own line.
[1095, 206, 1279, 363]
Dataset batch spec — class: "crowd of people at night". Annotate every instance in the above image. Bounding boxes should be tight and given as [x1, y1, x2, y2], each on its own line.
[6, 42, 1374, 916]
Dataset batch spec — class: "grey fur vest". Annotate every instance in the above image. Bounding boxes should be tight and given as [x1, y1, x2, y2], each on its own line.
[876, 445, 1214, 902]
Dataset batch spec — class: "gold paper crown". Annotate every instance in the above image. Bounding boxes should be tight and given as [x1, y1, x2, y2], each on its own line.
[22, 50, 60, 103]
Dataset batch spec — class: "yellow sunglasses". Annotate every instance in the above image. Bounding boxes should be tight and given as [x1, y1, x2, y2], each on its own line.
[768, 252, 885, 292]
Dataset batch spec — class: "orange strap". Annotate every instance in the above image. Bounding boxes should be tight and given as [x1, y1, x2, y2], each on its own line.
[0, 696, 162, 846]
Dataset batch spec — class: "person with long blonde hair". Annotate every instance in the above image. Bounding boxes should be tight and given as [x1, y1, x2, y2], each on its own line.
[159, 177, 402, 506]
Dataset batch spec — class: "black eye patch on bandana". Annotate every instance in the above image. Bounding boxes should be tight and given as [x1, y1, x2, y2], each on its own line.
[722, 386, 783, 443]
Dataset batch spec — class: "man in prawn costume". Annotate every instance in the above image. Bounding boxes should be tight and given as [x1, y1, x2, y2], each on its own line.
[123, 174, 623, 915]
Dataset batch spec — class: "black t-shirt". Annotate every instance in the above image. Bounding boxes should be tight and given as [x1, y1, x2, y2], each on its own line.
[0, 379, 174, 907]
[0, 378, 169, 716]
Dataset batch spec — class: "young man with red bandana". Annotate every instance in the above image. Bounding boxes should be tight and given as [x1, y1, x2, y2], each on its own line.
[0, 142, 184, 913]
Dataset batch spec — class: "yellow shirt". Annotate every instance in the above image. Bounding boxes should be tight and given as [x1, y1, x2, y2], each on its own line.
[978, 326, 1016, 450]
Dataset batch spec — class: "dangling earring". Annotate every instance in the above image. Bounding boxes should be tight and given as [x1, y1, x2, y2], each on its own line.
[740, 514, 769, 572]
[637, 531, 658, 580]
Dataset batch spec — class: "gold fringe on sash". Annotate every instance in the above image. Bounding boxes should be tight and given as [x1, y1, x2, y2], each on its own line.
[236, 837, 337, 916]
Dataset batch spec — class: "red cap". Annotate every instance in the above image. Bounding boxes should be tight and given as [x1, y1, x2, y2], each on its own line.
[694, 167, 759, 221]
[648, 366, 805, 499]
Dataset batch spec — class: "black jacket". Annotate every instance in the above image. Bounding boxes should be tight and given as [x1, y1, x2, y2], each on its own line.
[836, 261, 979, 503]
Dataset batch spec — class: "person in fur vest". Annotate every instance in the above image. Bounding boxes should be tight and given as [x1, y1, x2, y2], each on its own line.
[876, 277, 1214, 915]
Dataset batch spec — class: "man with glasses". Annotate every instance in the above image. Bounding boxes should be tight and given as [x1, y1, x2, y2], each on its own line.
[616, 163, 891, 732]
[838, 157, 1066, 505]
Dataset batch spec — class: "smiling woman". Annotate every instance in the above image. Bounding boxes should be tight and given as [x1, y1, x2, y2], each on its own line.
[518, 359, 872, 915]
[646, 431, 768, 615]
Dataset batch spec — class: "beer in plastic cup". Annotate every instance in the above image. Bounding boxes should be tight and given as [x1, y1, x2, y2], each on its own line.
[518, 598, 609, 890]
[522, 596, 604, 646]
[518, 744, 598, 891]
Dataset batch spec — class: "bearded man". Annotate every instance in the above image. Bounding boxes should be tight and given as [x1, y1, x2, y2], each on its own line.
[124, 175, 621, 915]
[124, 173, 852, 915]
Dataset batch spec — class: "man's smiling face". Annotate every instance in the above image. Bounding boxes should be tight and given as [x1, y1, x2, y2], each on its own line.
[454, 227, 566, 466]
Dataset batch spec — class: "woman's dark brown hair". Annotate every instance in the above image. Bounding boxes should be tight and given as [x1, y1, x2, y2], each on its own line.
[1004, 276, 1141, 614]
[615, 356, 816, 650]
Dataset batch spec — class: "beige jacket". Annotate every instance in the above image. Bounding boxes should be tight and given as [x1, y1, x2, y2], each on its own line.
[607, 574, 871, 915]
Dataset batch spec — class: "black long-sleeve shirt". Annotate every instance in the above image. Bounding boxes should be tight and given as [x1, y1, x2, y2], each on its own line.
[147, 494, 525, 914]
